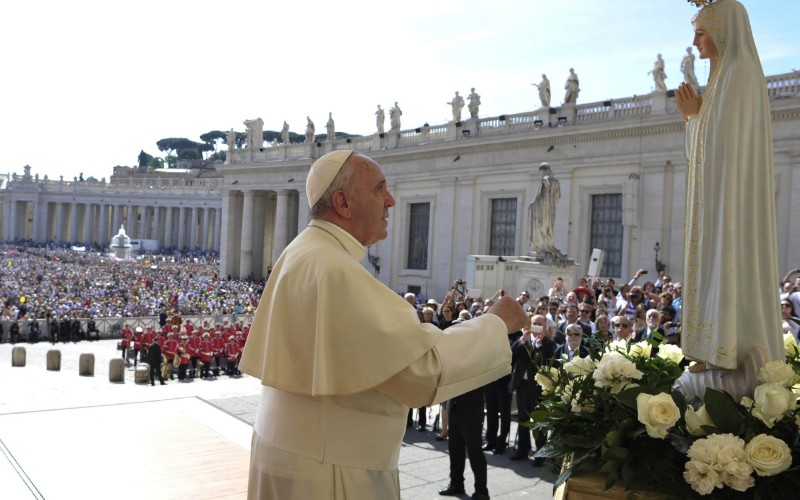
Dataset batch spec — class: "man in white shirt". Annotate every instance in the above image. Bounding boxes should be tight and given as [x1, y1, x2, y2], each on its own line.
[240, 150, 527, 500]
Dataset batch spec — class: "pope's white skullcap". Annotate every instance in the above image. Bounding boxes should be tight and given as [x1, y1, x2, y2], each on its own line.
[306, 150, 354, 208]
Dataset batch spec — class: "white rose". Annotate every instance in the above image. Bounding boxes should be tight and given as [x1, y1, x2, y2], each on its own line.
[534, 367, 559, 395]
[636, 392, 680, 439]
[784, 332, 798, 356]
[758, 360, 799, 388]
[685, 404, 715, 437]
[563, 356, 595, 377]
[745, 434, 793, 476]
[604, 339, 628, 354]
[684, 459, 722, 495]
[593, 351, 644, 394]
[751, 382, 795, 427]
[655, 343, 685, 364]
[629, 341, 652, 359]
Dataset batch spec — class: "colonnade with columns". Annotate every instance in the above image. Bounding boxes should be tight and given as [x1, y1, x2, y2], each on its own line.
[219, 187, 308, 280]
[3, 195, 222, 251]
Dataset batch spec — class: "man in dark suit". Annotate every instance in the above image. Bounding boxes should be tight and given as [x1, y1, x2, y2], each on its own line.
[553, 323, 591, 362]
[508, 314, 557, 465]
[636, 309, 664, 341]
[438, 386, 490, 500]
[482, 330, 521, 454]
[146, 337, 166, 386]
[555, 303, 591, 345]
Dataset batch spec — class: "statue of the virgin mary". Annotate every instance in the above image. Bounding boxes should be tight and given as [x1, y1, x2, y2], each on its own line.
[673, 0, 783, 402]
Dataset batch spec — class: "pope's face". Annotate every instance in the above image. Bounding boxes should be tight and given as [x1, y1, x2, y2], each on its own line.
[347, 155, 396, 246]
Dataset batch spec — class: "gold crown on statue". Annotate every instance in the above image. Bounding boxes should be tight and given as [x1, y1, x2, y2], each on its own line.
[687, 0, 715, 6]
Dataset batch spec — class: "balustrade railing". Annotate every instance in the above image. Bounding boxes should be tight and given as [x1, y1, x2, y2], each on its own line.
[32, 72, 794, 176]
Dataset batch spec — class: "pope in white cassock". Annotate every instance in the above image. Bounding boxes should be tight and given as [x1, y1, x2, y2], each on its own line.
[239, 150, 527, 499]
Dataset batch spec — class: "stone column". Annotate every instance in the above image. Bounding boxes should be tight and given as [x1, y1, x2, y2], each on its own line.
[239, 191, 255, 278]
[176, 206, 186, 249]
[126, 204, 135, 238]
[56, 202, 65, 243]
[152, 207, 161, 247]
[99, 204, 109, 245]
[297, 190, 309, 235]
[69, 201, 78, 242]
[163, 206, 173, 248]
[8, 199, 18, 241]
[272, 190, 290, 264]
[143, 206, 152, 239]
[202, 207, 210, 250]
[190, 206, 198, 249]
[84, 203, 95, 244]
[112, 204, 122, 234]
[214, 207, 222, 252]
[31, 197, 44, 242]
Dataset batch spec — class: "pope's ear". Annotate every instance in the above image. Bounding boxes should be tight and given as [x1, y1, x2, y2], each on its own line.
[330, 190, 352, 218]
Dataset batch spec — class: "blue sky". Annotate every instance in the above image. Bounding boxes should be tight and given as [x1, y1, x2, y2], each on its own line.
[1, 0, 797, 181]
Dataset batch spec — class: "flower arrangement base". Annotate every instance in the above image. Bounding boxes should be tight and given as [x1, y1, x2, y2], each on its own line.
[554, 458, 667, 500]
[554, 468, 629, 500]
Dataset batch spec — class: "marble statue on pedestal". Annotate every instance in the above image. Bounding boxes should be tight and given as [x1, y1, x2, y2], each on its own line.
[280, 121, 290, 144]
[304, 117, 315, 144]
[528, 163, 564, 259]
[375, 105, 385, 134]
[681, 47, 700, 90]
[532, 74, 551, 108]
[467, 88, 481, 118]
[326, 113, 335, 141]
[563, 69, 580, 104]
[244, 118, 264, 150]
[227, 129, 236, 151]
[389, 102, 402, 132]
[447, 91, 465, 122]
[649, 54, 667, 91]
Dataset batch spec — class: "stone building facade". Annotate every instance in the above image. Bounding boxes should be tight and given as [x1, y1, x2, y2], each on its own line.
[2, 73, 798, 301]
[218, 73, 800, 300]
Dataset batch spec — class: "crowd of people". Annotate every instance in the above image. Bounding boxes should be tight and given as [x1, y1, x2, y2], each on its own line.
[404, 269, 800, 487]
[0, 242, 264, 343]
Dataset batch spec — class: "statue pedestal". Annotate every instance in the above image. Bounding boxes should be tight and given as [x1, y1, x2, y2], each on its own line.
[462, 119, 478, 139]
[651, 89, 668, 115]
[466, 254, 579, 301]
[559, 104, 577, 125]
[386, 131, 400, 149]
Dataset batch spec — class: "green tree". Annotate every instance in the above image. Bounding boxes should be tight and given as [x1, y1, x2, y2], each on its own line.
[200, 131, 227, 150]
[147, 157, 165, 170]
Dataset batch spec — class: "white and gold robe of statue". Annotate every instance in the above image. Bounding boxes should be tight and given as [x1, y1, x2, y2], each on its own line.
[239, 219, 512, 499]
[676, 0, 783, 401]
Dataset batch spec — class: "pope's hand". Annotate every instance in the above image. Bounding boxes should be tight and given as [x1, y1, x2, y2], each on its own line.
[487, 295, 528, 333]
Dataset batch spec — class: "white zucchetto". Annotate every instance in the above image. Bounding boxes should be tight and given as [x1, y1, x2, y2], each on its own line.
[306, 150, 354, 208]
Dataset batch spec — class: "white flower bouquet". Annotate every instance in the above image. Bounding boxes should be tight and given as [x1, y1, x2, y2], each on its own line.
[529, 333, 800, 498]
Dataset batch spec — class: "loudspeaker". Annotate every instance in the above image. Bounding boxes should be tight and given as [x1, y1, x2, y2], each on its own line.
[588, 248, 605, 277]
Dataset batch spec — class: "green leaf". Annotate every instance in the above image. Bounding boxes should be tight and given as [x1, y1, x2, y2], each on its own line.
[617, 386, 648, 409]
[621, 464, 634, 489]
[604, 446, 630, 461]
[704, 388, 743, 433]
[604, 469, 619, 491]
